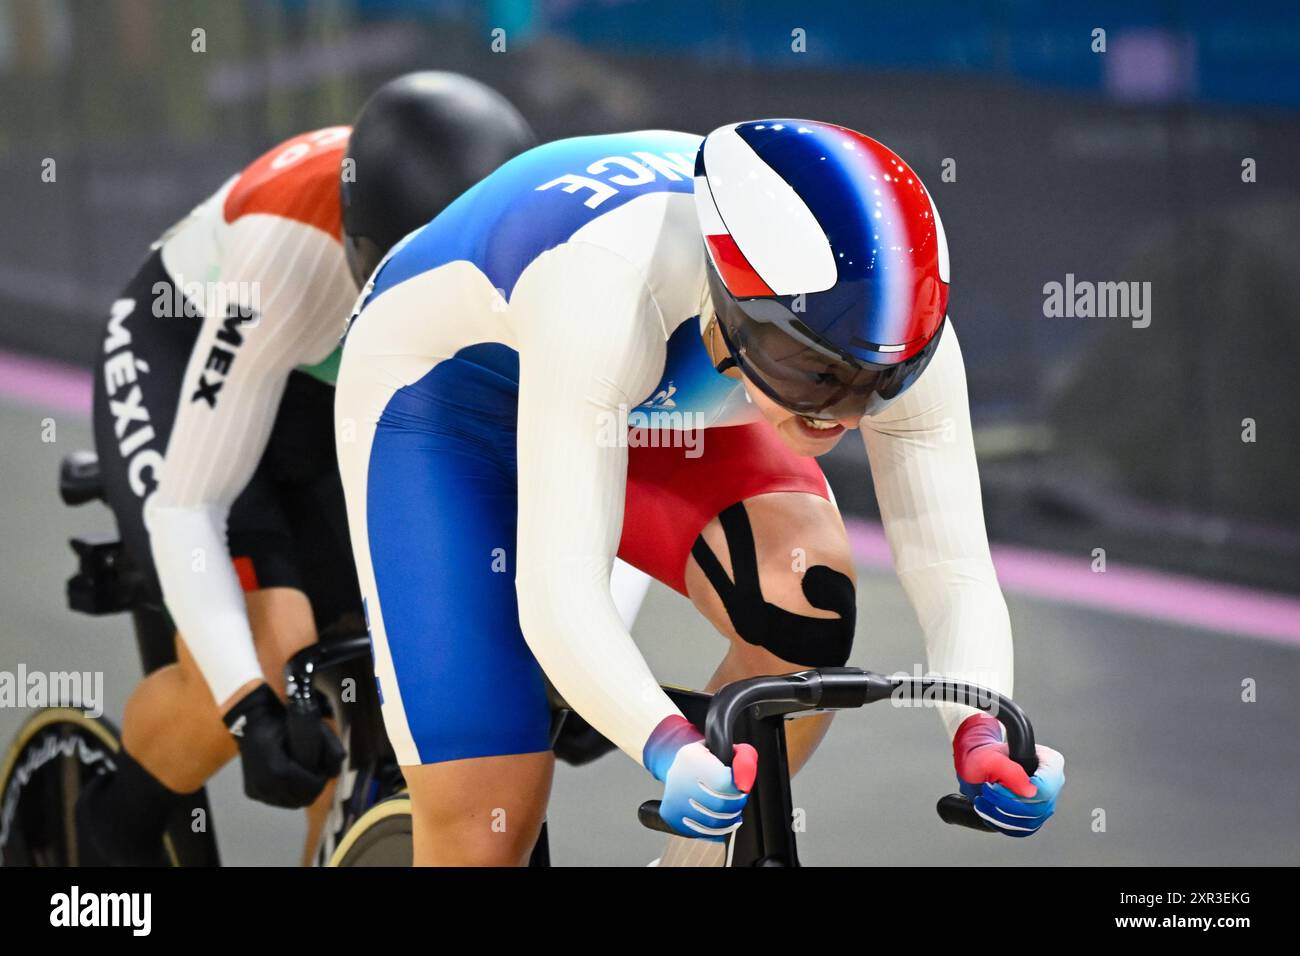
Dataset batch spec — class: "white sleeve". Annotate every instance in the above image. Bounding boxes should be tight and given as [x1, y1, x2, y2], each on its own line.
[146, 217, 353, 707]
[512, 240, 683, 767]
[860, 323, 1014, 739]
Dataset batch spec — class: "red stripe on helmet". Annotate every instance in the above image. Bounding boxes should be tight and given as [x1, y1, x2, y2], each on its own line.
[841, 128, 948, 346]
[705, 233, 775, 298]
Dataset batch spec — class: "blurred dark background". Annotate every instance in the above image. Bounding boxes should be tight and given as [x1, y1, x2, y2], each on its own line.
[2, 0, 1298, 590]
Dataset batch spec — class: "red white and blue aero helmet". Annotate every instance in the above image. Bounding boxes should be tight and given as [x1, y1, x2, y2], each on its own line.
[694, 120, 950, 420]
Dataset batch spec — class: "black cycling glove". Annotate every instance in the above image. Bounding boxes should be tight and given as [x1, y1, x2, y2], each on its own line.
[223, 683, 344, 809]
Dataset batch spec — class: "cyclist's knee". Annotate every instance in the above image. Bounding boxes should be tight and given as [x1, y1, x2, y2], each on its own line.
[403, 754, 551, 866]
[689, 494, 857, 668]
[411, 816, 537, 867]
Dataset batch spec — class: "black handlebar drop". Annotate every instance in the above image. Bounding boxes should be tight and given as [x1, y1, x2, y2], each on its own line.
[638, 801, 675, 835]
[894, 675, 1037, 832]
[284, 651, 323, 768]
[286, 692, 324, 768]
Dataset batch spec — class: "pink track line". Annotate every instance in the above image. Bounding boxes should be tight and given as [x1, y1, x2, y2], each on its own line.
[0, 350, 93, 418]
[845, 517, 1300, 647]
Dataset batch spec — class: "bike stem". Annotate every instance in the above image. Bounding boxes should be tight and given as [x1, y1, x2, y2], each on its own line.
[702, 669, 894, 867]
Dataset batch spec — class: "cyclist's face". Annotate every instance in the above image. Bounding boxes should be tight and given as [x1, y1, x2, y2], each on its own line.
[741, 373, 861, 456]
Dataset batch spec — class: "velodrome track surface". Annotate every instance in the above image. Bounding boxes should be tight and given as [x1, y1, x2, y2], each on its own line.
[2, 373, 1297, 866]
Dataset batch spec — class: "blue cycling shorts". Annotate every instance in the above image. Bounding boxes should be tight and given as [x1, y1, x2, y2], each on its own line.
[340, 342, 828, 767]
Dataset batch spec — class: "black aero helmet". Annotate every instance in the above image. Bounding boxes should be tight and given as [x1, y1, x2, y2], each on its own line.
[341, 71, 536, 286]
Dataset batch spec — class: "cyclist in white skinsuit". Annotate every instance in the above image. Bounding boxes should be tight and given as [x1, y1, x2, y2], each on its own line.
[336, 120, 1066, 866]
[79, 73, 552, 866]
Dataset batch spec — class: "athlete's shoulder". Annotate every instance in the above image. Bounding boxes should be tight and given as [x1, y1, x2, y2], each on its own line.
[498, 129, 702, 203]
[369, 130, 702, 303]
[223, 127, 350, 240]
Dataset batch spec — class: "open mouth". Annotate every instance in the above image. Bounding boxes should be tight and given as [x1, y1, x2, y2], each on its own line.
[795, 416, 845, 439]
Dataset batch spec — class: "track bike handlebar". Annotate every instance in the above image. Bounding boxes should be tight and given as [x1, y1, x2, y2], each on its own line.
[637, 667, 1037, 836]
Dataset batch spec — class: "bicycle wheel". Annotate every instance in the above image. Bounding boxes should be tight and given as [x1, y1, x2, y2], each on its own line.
[2, 708, 127, 865]
[0, 707, 201, 867]
[327, 792, 412, 867]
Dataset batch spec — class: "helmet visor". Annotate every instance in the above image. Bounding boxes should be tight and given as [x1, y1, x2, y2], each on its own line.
[708, 268, 907, 421]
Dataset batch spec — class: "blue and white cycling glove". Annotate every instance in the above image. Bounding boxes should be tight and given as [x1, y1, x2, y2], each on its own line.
[644, 715, 757, 840]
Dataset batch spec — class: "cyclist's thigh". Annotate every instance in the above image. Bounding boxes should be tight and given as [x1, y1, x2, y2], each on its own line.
[338, 350, 552, 769]
[620, 422, 854, 664]
[620, 420, 834, 595]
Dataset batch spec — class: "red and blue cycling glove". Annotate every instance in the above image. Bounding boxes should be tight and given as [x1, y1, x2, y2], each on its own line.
[953, 713, 1065, 837]
[644, 715, 758, 840]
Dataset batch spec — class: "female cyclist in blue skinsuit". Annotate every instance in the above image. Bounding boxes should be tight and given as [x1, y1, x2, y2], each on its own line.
[336, 119, 1066, 865]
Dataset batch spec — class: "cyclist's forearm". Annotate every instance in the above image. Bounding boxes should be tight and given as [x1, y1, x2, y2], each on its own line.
[899, 561, 1013, 739]
[146, 501, 262, 706]
[514, 378, 682, 765]
[138, 229, 343, 707]
[512, 239, 680, 767]
[516, 560, 680, 764]
[863, 325, 1014, 737]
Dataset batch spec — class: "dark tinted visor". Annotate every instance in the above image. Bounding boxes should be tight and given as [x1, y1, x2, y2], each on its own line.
[707, 265, 911, 420]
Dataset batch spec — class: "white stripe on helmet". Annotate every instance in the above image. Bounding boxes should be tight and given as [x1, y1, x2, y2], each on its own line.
[697, 124, 837, 296]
